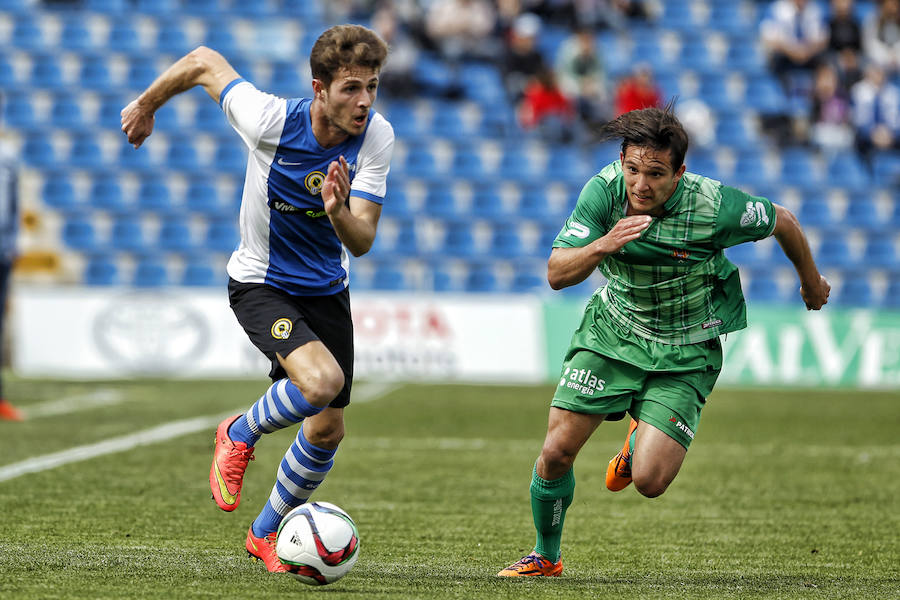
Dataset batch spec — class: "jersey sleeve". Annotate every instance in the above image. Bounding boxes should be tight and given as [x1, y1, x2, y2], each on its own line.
[713, 185, 778, 248]
[552, 176, 614, 248]
[350, 113, 394, 205]
[219, 79, 287, 151]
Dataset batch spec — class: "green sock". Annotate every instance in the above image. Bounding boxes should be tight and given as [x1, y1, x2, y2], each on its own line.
[627, 426, 637, 462]
[530, 465, 575, 563]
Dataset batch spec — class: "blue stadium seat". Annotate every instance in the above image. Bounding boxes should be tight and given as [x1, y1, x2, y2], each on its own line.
[432, 103, 470, 141]
[699, 74, 732, 110]
[883, 276, 900, 309]
[392, 218, 418, 255]
[450, 146, 484, 179]
[816, 231, 854, 268]
[203, 23, 238, 57]
[860, 233, 897, 268]
[725, 242, 763, 270]
[157, 217, 194, 251]
[733, 149, 769, 185]
[181, 257, 219, 287]
[872, 151, 900, 188]
[746, 271, 782, 303]
[133, 257, 169, 287]
[90, 175, 129, 213]
[205, 217, 239, 252]
[442, 220, 476, 257]
[194, 100, 226, 132]
[107, 19, 140, 52]
[680, 39, 716, 75]
[30, 53, 65, 89]
[797, 197, 834, 228]
[826, 154, 870, 189]
[68, 134, 104, 169]
[471, 186, 505, 220]
[779, 147, 819, 188]
[843, 197, 884, 232]
[464, 262, 498, 292]
[725, 37, 767, 76]
[22, 131, 56, 167]
[0, 55, 16, 89]
[138, 176, 175, 213]
[166, 136, 200, 171]
[42, 173, 79, 212]
[59, 17, 93, 50]
[62, 215, 98, 251]
[269, 61, 302, 96]
[79, 54, 113, 90]
[135, 0, 177, 15]
[413, 53, 457, 98]
[4, 93, 36, 129]
[213, 143, 247, 174]
[185, 178, 222, 213]
[85, 0, 127, 12]
[371, 262, 406, 291]
[498, 145, 535, 182]
[152, 102, 181, 132]
[423, 183, 458, 218]
[50, 95, 85, 130]
[83, 255, 119, 286]
[402, 143, 436, 178]
[127, 57, 159, 90]
[110, 216, 147, 252]
[836, 271, 873, 307]
[709, 2, 753, 34]
[510, 262, 546, 293]
[458, 62, 506, 108]
[12, 15, 46, 50]
[155, 19, 190, 55]
[490, 225, 523, 259]
[117, 138, 153, 170]
[98, 93, 128, 129]
[744, 74, 788, 114]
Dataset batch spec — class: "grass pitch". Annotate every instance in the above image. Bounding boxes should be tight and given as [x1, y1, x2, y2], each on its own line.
[0, 378, 897, 599]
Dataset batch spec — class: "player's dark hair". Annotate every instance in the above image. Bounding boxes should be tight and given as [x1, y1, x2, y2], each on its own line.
[598, 101, 689, 170]
[310, 25, 388, 87]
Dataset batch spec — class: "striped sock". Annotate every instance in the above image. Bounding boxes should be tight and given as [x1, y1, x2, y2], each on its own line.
[251, 424, 337, 536]
[228, 378, 323, 446]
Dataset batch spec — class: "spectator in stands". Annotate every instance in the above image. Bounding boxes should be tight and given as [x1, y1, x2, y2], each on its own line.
[518, 65, 576, 142]
[850, 62, 900, 164]
[863, 0, 900, 75]
[828, 0, 862, 55]
[614, 63, 662, 116]
[372, 1, 419, 97]
[555, 26, 611, 127]
[501, 12, 547, 104]
[760, 0, 828, 92]
[0, 123, 23, 422]
[424, 0, 497, 64]
[810, 62, 854, 155]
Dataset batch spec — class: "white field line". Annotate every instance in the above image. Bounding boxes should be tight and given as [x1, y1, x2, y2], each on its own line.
[351, 381, 404, 403]
[23, 389, 128, 419]
[0, 380, 403, 483]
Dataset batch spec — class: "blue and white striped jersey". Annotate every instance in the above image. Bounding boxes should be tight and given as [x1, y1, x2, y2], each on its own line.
[219, 79, 394, 296]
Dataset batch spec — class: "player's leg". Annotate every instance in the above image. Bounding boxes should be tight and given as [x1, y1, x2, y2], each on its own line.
[630, 421, 687, 497]
[0, 260, 23, 422]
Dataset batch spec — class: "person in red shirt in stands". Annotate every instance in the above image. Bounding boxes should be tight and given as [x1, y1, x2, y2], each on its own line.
[614, 63, 663, 115]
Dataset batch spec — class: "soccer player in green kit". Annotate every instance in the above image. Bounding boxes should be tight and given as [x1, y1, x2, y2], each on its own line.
[498, 106, 831, 577]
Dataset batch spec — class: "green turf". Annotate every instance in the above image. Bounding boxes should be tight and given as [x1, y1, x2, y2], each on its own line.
[1, 378, 897, 599]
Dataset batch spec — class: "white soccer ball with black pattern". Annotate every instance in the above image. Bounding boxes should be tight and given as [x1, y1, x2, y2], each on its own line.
[275, 501, 360, 585]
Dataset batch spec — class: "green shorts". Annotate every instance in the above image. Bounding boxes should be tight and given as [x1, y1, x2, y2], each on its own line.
[551, 299, 723, 449]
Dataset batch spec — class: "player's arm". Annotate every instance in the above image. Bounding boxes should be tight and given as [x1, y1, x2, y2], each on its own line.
[772, 203, 830, 310]
[322, 156, 381, 257]
[547, 215, 651, 289]
[121, 46, 239, 149]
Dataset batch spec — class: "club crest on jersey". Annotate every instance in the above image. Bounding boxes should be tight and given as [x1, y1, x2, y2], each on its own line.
[271, 318, 293, 340]
[304, 171, 325, 195]
[671, 248, 690, 260]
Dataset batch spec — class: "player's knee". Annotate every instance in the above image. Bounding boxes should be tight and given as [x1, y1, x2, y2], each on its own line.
[305, 421, 344, 449]
[539, 445, 577, 476]
[292, 366, 344, 408]
[633, 473, 671, 498]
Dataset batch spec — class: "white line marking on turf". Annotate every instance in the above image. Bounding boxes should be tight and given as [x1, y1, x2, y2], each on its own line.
[0, 413, 233, 484]
[22, 389, 127, 419]
[0, 381, 402, 483]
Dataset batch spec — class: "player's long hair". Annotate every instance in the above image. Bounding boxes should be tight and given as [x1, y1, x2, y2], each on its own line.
[598, 100, 689, 170]
[310, 25, 389, 86]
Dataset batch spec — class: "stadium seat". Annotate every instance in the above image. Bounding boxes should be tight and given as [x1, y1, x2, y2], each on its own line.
[471, 186, 505, 220]
[83, 255, 119, 285]
[59, 17, 93, 50]
[4, 93, 36, 129]
[12, 15, 46, 50]
[402, 143, 437, 178]
[816, 231, 854, 268]
[392, 218, 418, 255]
[489, 225, 523, 259]
[90, 175, 129, 213]
[202, 21, 238, 56]
[423, 183, 459, 218]
[181, 257, 219, 287]
[166, 136, 201, 171]
[42, 173, 79, 212]
[98, 93, 128, 129]
[371, 262, 406, 291]
[432, 103, 470, 141]
[68, 134, 104, 169]
[450, 146, 485, 179]
[133, 257, 169, 287]
[117, 138, 153, 171]
[194, 100, 226, 132]
[212, 143, 247, 174]
[185, 178, 222, 213]
[442, 220, 477, 257]
[135, 0, 177, 15]
[79, 54, 113, 90]
[138, 176, 176, 213]
[843, 197, 884, 232]
[127, 57, 159, 90]
[204, 217, 239, 252]
[746, 271, 782, 304]
[797, 197, 834, 228]
[882, 276, 900, 309]
[107, 19, 140, 52]
[860, 233, 897, 269]
[110, 216, 147, 252]
[510, 262, 546, 293]
[413, 53, 457, 98]
[725, 242, 763, 270]
[779, 147, 819, 188]
[458, 62, 506, 108]
[498, 144, 535, 183]
[61, 215, 98, 251]
[744, 74, 788, 114]
[155, 19, 191, 55]
[22, 131, 57, 167]
[872, 152, 900, 188]
[680, 39, 716, 75]
[85, 0, 128, 12]
[464, 262, 498, 292]
[50, 95, 85, 130]
[157, 217, 194, 252]
[836, 270, 873, 307]
[29, 53, 65, 89]
[269, 61, 302, 97]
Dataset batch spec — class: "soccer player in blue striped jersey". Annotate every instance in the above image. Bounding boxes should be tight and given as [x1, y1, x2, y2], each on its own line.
[121, 25, 393, 572]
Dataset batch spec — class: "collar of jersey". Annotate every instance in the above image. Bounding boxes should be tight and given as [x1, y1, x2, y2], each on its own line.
[660, 176, 686, 216]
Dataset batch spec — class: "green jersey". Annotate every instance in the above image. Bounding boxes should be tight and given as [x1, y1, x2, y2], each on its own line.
[553, 160, 777, 345]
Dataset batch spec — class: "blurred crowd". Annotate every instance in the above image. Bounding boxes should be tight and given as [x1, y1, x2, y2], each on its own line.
[760, 0, 899, 165]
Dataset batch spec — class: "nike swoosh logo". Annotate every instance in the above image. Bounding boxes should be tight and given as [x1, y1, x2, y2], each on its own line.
[214, 461, 238, 505]
[277, 157, 303, 166]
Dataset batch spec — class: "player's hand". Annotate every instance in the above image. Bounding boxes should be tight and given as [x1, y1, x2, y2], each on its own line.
[120, 99, 155, 149]
[322, 156, 351, 217]
[800, 274, 830, 310]
[595, 215, 653, 255]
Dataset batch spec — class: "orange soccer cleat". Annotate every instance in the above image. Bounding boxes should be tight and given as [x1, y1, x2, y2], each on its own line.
[209, 414, 255, 512]
[606, 418, 638, 491]
[0, 399, 24, 422]
[497, 552, 563, 577]
[246, 526, 288, 573]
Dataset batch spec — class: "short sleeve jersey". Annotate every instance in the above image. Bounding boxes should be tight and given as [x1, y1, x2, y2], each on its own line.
[220, 79, 394, 296]
[553, 160, 777, 345]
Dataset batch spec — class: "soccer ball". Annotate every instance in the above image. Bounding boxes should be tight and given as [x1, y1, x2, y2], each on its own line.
[275, 501, 360, 585]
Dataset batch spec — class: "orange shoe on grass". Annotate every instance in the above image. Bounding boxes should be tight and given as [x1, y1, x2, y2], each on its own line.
[246, 526, 288, 573]
[497, 552, 563, 577]
[606, 418, 638, 491]
[209, 414, 254, 512]
[0, 399, 24, 421]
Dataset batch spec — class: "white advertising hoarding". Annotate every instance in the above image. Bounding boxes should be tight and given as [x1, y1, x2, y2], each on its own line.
[11, 287, 546, 383]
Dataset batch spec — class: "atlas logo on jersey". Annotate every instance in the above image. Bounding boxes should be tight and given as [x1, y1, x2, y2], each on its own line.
[304, 171, 325, 195]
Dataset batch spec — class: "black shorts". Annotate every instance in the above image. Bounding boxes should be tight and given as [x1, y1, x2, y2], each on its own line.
[228, 279, 353, 408]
